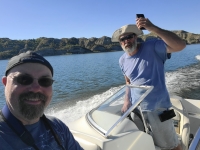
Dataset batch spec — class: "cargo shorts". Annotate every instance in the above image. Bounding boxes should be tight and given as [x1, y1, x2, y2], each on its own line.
[143, 109, 179, 149]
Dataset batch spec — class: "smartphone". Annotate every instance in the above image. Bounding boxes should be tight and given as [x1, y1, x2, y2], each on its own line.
[136, 14, 146, 30]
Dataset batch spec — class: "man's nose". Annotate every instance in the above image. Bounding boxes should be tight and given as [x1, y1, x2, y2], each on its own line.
[28, 80, 42, 92]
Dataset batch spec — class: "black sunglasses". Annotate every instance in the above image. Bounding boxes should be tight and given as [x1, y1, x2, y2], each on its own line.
[9, 74, 54, 87]
[119, 34, 135, 42]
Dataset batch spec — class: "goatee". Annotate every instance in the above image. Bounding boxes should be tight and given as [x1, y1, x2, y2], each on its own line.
[19, 92, 47, 120]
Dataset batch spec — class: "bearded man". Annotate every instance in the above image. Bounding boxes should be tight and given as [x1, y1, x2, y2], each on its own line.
[111, 17, 186, 150]
[0, 51, 83, 150]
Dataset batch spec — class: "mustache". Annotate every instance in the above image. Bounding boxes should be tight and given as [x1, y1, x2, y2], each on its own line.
[19, 92, 47, 102]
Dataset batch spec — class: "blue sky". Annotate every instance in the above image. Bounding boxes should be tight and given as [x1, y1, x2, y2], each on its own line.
[0, 0, 200, 40]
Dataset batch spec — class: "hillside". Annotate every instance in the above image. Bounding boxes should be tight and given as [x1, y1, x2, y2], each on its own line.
[0, 30, 199, 60]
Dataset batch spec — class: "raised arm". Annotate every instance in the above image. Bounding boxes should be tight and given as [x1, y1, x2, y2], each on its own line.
[136, 18, 186, 53]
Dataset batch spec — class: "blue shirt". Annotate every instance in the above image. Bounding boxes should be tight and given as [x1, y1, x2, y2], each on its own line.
[119, 39, 172, 111]
[0, 115, 83, 150]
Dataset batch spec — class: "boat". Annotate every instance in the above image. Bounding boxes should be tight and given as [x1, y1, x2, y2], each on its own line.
[67, 85, 200, 150]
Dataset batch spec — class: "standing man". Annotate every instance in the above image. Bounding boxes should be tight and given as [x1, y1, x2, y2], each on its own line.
[111, 17, 186, 150]
[0, 51, 83, 150]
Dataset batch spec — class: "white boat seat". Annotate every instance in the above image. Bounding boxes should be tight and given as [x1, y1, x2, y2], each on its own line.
[170, 96, 190, 150]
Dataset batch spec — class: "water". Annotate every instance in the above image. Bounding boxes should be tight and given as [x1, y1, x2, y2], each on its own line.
[0, 44, 200, 124]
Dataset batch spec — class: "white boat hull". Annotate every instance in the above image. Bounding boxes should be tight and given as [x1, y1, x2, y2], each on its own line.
[68, 86, 200, 150]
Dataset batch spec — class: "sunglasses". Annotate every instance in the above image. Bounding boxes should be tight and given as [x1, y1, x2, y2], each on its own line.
[9, 74, 54, 87]
[119, 34, 135, 42]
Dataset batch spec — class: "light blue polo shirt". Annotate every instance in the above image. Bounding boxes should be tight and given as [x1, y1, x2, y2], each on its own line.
[119, 39, 172, 111]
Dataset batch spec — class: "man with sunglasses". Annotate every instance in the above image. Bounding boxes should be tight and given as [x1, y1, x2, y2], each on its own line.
[112, 17, 186, 150]
[0, 51, 83, 150]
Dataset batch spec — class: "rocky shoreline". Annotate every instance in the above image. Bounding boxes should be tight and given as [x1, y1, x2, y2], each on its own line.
[0, 30, 199, 60]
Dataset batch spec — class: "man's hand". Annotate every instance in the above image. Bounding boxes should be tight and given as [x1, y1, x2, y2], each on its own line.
[121, 98, 132, 114]
[136, 17, 155, 32]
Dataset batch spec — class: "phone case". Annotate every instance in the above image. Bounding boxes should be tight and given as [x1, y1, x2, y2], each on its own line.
[136, 14, 145, 30]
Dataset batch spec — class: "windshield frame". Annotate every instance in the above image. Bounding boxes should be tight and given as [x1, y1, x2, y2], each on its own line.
[86, 85, 154, 138]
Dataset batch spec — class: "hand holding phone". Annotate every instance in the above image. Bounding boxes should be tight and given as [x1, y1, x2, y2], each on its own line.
[136, 14, 146, 30]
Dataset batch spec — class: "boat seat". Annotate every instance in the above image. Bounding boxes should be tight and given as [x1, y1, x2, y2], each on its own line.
[171, 96, 190, 150]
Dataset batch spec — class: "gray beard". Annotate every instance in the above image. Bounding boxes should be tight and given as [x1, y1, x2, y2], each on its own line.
[122, 40, 137, 54]
[19, 92, 47, 120]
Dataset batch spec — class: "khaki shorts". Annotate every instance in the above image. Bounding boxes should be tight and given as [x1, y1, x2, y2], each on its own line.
[143, 109, 179, 149]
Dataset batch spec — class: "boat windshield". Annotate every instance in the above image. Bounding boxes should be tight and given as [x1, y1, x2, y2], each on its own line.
[86, 85, 153, 137]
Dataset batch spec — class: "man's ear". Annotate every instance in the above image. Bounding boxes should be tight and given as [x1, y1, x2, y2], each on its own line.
[2, 76, 7, 86]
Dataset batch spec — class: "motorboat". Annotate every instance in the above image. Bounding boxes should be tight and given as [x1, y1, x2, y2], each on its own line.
[68, 85, 200, 150]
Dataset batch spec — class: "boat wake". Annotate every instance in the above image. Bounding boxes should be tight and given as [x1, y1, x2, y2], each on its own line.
[48, 56, 200, 124]
[166, 62, 200, 99]
[46, 86, 124, 124]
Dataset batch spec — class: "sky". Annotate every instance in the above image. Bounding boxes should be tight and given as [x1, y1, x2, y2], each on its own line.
[0, 0, 200, 40]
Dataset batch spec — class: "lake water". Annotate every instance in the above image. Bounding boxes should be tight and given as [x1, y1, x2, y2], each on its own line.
[0, 44, 200, 124]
